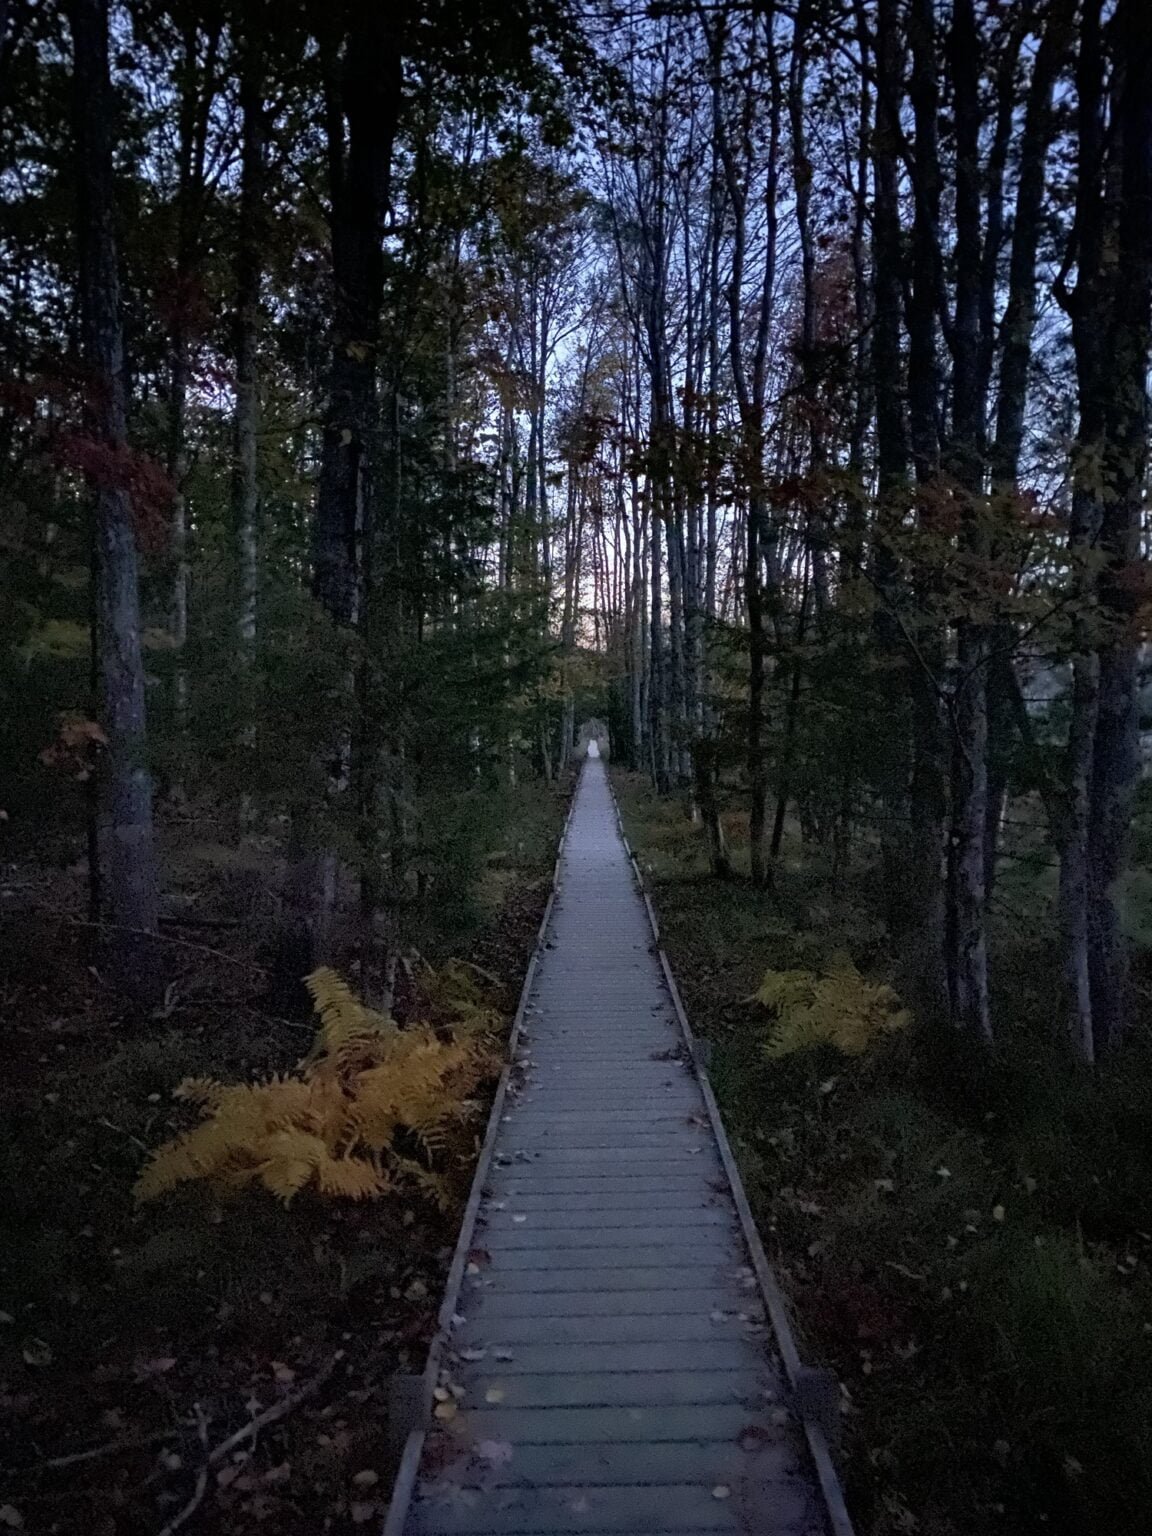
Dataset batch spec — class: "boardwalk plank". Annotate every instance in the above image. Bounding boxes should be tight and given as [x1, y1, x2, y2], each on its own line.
[409, 1481, 821, 1534]
[453, 1312, 764, 1347]
[401, 760, 830, 1536]
[422, 1439, 801, 1489]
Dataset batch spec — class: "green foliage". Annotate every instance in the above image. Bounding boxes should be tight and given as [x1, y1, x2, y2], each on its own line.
[754, 955, 910, 1059]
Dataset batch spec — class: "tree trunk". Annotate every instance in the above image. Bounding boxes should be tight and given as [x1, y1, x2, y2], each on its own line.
[1084, 0, 1152, 1055]
[1058, 0, 1152, 1057]
[280, 11, 402, 986]
[870, 0, 910, 931]
[905, 0, 949, 1020]
[234, 40, 264, 828]
[746, 488, 769, 887]
[68, 0, 159, 940]
[945, 0, 992, 1041]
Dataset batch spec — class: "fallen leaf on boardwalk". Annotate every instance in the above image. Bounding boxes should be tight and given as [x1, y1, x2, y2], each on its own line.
[484, 1387, 505, 1403]
[434, 1400, 459, 1422]
[712, 1485, 731, 1499]
[475, 1440, 514, 1466]
[433, 1386, 453, 1402]
[738, 1424, 774, 1451]
[512, 1215, 527, 1224]
[569, 1496, 590, 1513]
[492, 1348, 514, 1361]
[458, 1347, 487, 1362]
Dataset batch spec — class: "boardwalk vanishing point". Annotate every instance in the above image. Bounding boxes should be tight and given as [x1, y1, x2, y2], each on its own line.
[385, 757, 855, 1536]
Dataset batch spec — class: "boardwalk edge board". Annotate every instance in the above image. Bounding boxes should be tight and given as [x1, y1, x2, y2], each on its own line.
[382, 781, 579, 1536]
[613, 789, 857, 1536]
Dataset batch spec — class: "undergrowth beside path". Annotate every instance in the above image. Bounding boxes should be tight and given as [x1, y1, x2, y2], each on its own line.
[614, 769, 1152, 1536]
[0, 777, 569, 1536]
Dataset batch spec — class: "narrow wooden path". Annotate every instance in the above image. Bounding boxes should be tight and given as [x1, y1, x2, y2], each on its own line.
[389, 759, 853, 1536]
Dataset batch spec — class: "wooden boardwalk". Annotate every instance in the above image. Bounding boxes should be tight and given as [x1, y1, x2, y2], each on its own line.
[387, 758, 853, 1536]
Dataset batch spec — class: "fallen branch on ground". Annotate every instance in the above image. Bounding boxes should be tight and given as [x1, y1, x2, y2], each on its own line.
[153, 1355, 344, 1536]
[156, 1404, 210, 1536]
[27, 1429, 182, 1473]
[64, 916, 267, 972]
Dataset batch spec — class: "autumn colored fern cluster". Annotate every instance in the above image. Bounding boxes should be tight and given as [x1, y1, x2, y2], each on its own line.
[134, 966, 500, 1207]
[754, 954, 910, 1059]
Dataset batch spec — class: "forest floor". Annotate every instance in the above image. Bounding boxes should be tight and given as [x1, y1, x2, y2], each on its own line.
[613, 770, 1152, 1536]
[0, 778, 569, 1536]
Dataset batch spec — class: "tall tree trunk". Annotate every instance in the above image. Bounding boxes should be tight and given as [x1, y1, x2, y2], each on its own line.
[746, 486, 770, 887]
[983, 0, 1071, 914]
[234, 40, 264, 827]
[904, 0, 949, 1021]
[1057, 0, 1152, 1058]
[871, 0, 912, 931]
[1084, 0, 1152, 1056]
[68, 0, 159, 940]
[280, 11, 402, 988]
[946, 0, 992, 1041]
[167, 21, 219, 792]
[649, 487, 670, 792]
[702, 0, 780, 888]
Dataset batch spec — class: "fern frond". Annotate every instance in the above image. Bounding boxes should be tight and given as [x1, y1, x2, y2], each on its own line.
[315, 1154, 389, 1200]
[304, 966, 393, 1063]
[137, 968, 492, 1210]
[402, 1163, 453, 1210]
[173, 1076, 227, 1106]
[757, 957, 910, 1060]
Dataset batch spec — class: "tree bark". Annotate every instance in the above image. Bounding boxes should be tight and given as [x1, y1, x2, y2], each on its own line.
[234, 38, 264, 825]
[68, 0, 159, 940]
[279, 9, 403, 987]
[1058, 0, 1152, 1058]
[904, 0, 949, 1020]
[945, 0, 991, 1041]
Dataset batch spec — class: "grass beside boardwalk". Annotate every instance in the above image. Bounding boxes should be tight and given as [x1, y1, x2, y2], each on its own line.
[613, 769, 1152, 1536]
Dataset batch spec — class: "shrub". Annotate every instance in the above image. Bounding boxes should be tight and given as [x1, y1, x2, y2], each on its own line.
[135, 966, 499, 1207]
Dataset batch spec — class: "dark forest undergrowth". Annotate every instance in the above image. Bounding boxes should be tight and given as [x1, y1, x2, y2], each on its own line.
[0, 778, 568, 1536]
[614, 769, 1152, 1536]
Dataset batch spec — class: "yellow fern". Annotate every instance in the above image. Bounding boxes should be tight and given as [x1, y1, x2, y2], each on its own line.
[755, 953, 910, 1059]
[135, 965, 500, 1207]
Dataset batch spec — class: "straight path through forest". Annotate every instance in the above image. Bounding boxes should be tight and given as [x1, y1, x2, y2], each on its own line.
[392, 758, 849, 1536]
